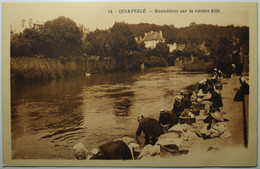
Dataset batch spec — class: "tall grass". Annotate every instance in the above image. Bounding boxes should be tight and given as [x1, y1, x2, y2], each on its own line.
[11, 56, 85, 84]
[183, 61, 214, 73]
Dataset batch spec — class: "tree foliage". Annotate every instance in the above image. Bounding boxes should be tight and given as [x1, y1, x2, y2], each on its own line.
[11, 28, 42, 57]
[148, 42, 169, 59]
[11, 17, 249, 72]
[11, 16, 82, 58]
[82, 22, 139, 69]
[82, 29, 110, 59]
[129, 23, 249, 46]
[209, 36, 233, 73]
[109, 22, 139, 69]
[42, 16, 82, 58]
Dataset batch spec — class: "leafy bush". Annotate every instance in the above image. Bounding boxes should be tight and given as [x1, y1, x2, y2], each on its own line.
[183, 61, 214, 73]
[144, 56, 167, 68]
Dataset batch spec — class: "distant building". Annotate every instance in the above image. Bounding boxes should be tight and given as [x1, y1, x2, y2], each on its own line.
[167, 43, 177, 52]
[167, 43, 188, 52]
[137, 30, 165, 49]
[33, 21, 44, 31]
[10, 18, 44, 33]
[190, 22, 197, 27]
[78, 24, 90, 39]
[176, 44, 186, 51]
[190, 54, 199, 62]
[10, 19, 90, 40]
[175, 55, 198, 66]
[197, 41, 210, 55]
[175, 56, 190, 66]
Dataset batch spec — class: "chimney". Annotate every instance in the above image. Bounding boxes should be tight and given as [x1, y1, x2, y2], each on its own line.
[29, 18, 33, 28]
[21, 19, 26, 29]
[159, 30, 163, 37]
[10, 25, 13, 33]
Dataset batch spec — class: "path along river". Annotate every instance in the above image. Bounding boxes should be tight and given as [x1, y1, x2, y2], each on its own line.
[11, 66, 210, 159]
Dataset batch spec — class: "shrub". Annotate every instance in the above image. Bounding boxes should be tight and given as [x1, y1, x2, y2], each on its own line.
[183, 61, 214, 73]
[144, 56, 167, 68]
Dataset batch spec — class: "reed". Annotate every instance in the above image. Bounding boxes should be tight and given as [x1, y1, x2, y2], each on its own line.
[11, 56, 85, 84]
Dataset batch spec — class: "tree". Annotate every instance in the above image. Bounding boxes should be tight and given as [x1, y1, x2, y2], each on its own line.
[109, 22, 138, 69]
[82, 29, 110, 60]
[149, 42, 169, 59]
[11, 28, 42, 57]
[11, 33, 21, 57]
[210, 36, 233, 73]
[182, 46, 194, 57]
[41, 16, 82, 58]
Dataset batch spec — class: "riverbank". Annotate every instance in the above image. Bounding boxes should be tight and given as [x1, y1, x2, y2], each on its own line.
[10, 56, 117, 85]
[188, 75, 245, 150]
[131, 75, 248, 164]
[11, 56, 84, 84]
[164, 75, 248, 164]
[10, 56, 165, 85]
[11, 56, 213, 85]
[165, 75, 250, 166]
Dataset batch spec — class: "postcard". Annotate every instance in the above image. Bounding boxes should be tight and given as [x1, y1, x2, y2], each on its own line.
[2, 2, 258, 167]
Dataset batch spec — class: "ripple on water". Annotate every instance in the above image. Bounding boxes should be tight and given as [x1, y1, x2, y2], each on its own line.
[11, 66, 210, 159]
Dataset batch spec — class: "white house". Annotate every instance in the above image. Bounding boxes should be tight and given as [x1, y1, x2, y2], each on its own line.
[167, 43, 177, 52]
[138, 31, 165, 49]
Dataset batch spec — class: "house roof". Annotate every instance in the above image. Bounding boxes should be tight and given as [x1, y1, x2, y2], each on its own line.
[141, 31, 165, 41]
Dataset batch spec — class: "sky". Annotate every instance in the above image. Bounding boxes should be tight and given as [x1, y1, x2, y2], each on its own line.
[3, 2, 250, 32]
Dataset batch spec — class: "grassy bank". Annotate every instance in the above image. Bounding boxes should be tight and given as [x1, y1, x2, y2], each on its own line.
[183, 61, 214, 73]
[11, 56, 212, 85]
[11, 56, 119, 85]
[11, 56, 85, 84]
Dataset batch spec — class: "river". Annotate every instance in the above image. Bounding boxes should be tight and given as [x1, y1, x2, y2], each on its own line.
[11, 66, 210, 159]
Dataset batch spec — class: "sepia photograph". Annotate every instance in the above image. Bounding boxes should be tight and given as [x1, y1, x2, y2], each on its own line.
[2, 2, 258, 167]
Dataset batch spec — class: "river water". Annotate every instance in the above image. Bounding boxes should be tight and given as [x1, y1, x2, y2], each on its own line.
[11, 66, 210, 159]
